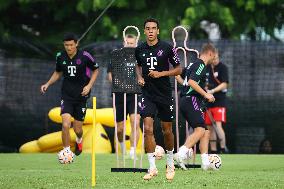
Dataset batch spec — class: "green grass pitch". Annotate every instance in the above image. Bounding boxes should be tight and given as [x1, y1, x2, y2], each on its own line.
[0, 154, 283, 189]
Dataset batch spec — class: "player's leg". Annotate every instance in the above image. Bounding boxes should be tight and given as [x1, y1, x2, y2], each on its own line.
[129, 113, 140, 159]
[138, 95, 158, 180]
[199, 129, 210, 170]
[158, 101, 175, 180]
[212, 107, 227, 153]
[204, 109, 218, 153]
[175, 96, 206, 167]
[73, 101, 87, 156]
[208, 126, 218, 153]
[60, 99, 73, 152]
[114, 93, 126, 154]
[128, 94, 140, 159]
[215, 121, 226, 153]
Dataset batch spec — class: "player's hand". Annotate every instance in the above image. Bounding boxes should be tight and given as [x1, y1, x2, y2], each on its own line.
[138, 77, 145, 86]
[148, 70, 163, 78]
[40, 83, 49, 94]
[81, 85, 91, 96]
[204, 93, 215, 103]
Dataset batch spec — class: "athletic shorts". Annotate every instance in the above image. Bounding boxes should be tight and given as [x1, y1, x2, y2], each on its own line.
[60, 99, 87, 121]
[180, 96, 206, 129]
[204, 107, 226, 125]
[138, 94, 173, 122]
[114, 93, 138, 122]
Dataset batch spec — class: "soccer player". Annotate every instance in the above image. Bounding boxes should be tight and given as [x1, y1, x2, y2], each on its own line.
[40, 33, 99, 156]
[174, 43, 217, 170]
[135, 18, 182, 181]
[107, 34, 140, 159]
[204, 52, 229, 153]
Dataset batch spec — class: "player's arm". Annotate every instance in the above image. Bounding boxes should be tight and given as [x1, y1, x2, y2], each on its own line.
[188, 63, 214, 102]
[136, 64, 145, 86]
[208, 65, 229, 94]
[175, 68, 186, 85]
[82, 51, 99, 96]
[40, 71, 62, 94]
[135, 48, 145, 86]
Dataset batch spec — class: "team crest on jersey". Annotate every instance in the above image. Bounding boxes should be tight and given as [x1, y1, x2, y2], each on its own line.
[157, 50, 163, 57]
[214, 72, 219, 77]
[82, 108, 86, 113]
[62, 61, 66, 65]
[76, 59, 82, 65]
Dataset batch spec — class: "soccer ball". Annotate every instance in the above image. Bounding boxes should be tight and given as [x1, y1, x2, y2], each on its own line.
[57, 149, 75, 164]
[154, 145, 165, 160]
[208, 154, 222, 170]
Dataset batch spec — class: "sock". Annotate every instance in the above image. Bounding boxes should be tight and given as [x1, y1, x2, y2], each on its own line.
[130, 147, 135, 155]
[178, 145, 189, 159]
[166, 149, 174, 166]
[64, 146, 70, 151]
[201, 153, 210, 166]
[147, 153, 156, 170]
[76, 137, 82, 144]
[119, 142, 125, 155]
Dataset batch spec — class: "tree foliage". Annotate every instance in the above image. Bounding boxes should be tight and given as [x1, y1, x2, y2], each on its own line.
[0, 0, 283, 58]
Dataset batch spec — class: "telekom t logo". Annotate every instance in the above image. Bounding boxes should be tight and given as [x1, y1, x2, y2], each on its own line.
[147, 56, 157, 70]
[68, 66, 76, 76]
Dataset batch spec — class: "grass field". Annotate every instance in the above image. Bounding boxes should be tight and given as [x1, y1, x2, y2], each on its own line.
[0, 154, 283, 189]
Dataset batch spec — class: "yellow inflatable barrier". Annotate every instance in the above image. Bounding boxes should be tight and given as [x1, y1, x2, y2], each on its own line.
[19, 123, 112, 153]
[37, 126, 90, 150]
[48, 107, 115, 127]
[19, 140, 41, 153]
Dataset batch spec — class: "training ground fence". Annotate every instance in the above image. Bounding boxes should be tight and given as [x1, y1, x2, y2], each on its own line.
[0, 40, 283, 154]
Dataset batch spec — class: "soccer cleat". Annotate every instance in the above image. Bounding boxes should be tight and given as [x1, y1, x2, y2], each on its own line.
[166, 164, 175, 181]
[174, 153, 187, 170]
[75, 141, 83, 156]
[201, 163, 210, 171]
[143, 168, 158, 180]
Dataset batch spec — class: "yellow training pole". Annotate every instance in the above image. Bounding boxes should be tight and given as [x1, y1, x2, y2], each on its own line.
[92, 97, 97, 187]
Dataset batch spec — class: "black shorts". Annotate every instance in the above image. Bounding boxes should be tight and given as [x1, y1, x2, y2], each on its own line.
[180, 96, 206, 129]
[60, 99, 87, 121]
[138, 94, 173, 122]
[114, 93, 138, 122]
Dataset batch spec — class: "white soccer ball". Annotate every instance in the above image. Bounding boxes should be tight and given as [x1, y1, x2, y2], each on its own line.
[208, 154, 222, 170]
[57, 149, 75, 164]
[154, 145, 165, 160]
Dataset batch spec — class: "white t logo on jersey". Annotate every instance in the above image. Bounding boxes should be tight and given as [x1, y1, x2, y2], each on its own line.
[146, 56, 157, 70]
[68, 66, 76, 76]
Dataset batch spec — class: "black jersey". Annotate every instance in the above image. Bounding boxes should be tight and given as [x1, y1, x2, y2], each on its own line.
[135, 40, 180, 104]
[55, 50, 99, 101]
[206, 62, 228, 107]
[180, 58, 206, 98]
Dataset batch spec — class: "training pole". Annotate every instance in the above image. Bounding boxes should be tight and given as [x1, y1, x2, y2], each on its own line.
[92, 97, 97, 187]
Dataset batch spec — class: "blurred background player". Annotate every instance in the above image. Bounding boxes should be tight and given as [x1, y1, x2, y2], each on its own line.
[174, 43, 217, 170]
[135, 18, 182, 181]
[40, 33, 99, 156]
[107, 34, 140, 159]
[204, 52, 229, 153]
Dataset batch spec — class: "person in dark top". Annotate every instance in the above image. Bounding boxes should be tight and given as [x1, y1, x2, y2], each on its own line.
[107, 34, 140, 160]
[174, 43, 217, 171]
[135, 18, 182, 181]
[204, 53, 229, 153]
[40, 33, 99, 156]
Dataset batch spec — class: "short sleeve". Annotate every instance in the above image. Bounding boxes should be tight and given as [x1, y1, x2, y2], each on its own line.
[219, 63, 229, 83]
[189, 62, 205, 82]
[55, 52, 61, 72]
[83, 51, 99, 71]
[167, 46, 180, 67]
[135, 47, 142, 67]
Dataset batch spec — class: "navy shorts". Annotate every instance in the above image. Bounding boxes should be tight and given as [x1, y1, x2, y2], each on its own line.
[114, 93, 138, 122]
[180, 96, 206, 129]
[60, 99, 87, 121]
[138, 94, 173, 122]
